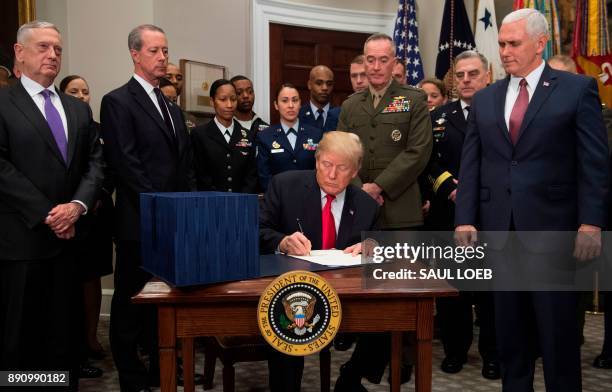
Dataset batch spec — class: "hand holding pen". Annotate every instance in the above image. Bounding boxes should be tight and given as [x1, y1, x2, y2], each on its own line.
[278, 218, 312, 256]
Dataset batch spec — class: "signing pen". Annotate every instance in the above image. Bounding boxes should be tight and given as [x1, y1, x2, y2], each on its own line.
[296, 218, 305, 234]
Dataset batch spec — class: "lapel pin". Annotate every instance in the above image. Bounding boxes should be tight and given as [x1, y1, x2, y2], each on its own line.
[349, 209, 354, 216]
[543, 81, 550, 87]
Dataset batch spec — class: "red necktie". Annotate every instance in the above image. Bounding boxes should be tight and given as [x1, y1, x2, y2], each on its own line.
[321, 194, 336, 249]
[509, 79, 528, 145]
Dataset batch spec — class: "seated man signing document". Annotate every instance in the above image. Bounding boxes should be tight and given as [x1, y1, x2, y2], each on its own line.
[260, 131, 379, 257]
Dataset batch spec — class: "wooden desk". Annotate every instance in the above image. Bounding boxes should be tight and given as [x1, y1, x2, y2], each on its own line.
[133, 262, 455, 392]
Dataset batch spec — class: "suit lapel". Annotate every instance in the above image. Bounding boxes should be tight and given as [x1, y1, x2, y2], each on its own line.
[207, 120, 232, 150]
[58, 90, 78, 166]
[228, 120, 244, 148]
[128, 78, 175, 146]
[301, 175, 323, 250]
[494, 77, 512, 144]
[274, 126, 296, 156]
[516, 65, 556, 144]
[359, 90, 376, 117]
[8, 82, 66, 165]
[447, 101, 466, 134]
[336, 187, 356, 249]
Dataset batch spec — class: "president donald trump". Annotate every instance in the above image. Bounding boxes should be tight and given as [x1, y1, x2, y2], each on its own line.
[455, 8, 609, 392]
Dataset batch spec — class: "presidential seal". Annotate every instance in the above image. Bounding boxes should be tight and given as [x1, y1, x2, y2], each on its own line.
[258, 270, 341, 356]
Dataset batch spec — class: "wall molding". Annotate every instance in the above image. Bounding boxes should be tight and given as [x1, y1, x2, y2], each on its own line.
[251, 0, 395, 119]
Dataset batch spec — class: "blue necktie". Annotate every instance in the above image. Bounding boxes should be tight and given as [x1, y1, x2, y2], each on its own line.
[315, 108, 325, 129]
[41, 89, 67, 162]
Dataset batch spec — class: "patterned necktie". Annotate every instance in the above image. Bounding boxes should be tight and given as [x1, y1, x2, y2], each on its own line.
[41, 89, 67, 162]
[153, 87, 175, 136]
[315, 108, 325, 128]
[509, 79, 529, 145]
[321, 194, 336, 250]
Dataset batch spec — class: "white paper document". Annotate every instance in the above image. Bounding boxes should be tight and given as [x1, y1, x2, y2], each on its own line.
[291, 249, 362, 266]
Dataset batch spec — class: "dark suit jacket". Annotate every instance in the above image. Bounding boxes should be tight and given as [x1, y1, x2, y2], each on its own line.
[299, 104, 340, 132]
[256, 122, 325, 191]
[260, 170, 379, 253]
[456, 65, 609, 231]
[101, 77, 195, 241]
[191, 119, 257, 193]
[0, 81, 104, 260]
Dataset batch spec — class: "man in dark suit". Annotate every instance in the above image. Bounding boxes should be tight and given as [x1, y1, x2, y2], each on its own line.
[455, 9, 609, 392]
[426, 50, 499, 379]
[299, 65, 340, 132]
[260, 131, 379, 391]
[101, 24, 195, 392]
[0, 21, 103, 388]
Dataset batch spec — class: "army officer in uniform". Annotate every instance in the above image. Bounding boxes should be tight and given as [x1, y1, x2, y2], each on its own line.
[191, 79, 258, 193]
[256, 83, 326, 191]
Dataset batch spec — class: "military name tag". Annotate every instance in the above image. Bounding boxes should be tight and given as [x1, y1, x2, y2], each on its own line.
[258, 271, 341, 356]
[271, 148, 285, 153]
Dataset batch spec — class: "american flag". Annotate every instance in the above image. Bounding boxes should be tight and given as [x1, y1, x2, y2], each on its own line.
[393, 0, 424, 86]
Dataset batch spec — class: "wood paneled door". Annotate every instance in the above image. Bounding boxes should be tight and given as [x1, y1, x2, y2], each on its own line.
[269, 23, 371, 124]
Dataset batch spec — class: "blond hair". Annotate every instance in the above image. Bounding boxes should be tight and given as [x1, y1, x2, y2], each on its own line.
[315, 131, 363, 169]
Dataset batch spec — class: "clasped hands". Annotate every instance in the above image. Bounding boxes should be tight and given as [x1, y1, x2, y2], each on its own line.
[279, 232, 363, 256]
[454, 224, 602, 262]
[44, 202, 84, 239]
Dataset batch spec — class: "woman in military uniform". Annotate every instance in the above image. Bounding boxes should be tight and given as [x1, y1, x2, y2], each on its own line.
[418, 78, 448, 111]
[256, 83, 325, 191]
[191, 79, 258, 193]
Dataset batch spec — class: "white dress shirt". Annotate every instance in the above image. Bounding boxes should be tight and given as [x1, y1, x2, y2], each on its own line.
[214, 117, 233, 143]
[21, 75, 68, 139]
[309, 101, 330, 125]
[504, 60, 545, 130]
[133, 73, 176, 132]
[280, 120, 300, 150]
[320, 189, 346, 235]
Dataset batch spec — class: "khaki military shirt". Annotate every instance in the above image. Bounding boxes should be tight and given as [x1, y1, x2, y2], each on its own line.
[337, 79, 432, 228]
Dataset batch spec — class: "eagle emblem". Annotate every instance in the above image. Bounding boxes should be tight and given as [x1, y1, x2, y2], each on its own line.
[282, 291, 320, 336]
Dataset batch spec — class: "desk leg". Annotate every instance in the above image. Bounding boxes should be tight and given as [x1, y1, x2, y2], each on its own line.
[415, 299, 434, 392]
[182, 337, 195, 392]
[158, 305, 177, 392]
[389, 331, 402, 392]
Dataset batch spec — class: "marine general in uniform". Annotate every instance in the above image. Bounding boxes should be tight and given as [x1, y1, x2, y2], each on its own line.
[337, 33, 432, 230]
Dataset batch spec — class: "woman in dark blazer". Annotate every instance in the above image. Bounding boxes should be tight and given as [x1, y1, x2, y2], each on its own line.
[256, 83, 325, 191]
[191, 79, 257, 193]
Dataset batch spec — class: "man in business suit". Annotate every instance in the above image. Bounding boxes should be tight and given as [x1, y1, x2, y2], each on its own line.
[101, 24, 195, 392]
[455, 9, 609, 392]
[0, 20, 103, 388]
[426, 50, 499, 379]
[299, 65, 341, 132]
[260, 131, 379, 391]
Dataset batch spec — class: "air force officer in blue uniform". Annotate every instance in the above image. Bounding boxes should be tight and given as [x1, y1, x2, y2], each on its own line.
[257, 83, 325, 191]
[455, 9, 609, 392]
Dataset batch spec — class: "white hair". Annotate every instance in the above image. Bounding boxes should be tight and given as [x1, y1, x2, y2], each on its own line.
[16, 20, 60, 44]
[502, 8, 549, 38]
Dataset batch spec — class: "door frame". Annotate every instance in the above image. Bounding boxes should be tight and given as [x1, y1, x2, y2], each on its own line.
[251, 0, 395, 120]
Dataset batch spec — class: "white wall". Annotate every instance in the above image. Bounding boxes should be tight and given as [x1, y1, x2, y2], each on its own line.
[36, 0, 482, 122]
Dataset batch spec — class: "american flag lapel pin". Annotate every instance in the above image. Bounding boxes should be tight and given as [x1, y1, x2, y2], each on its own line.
[543, 81, 550, 87]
